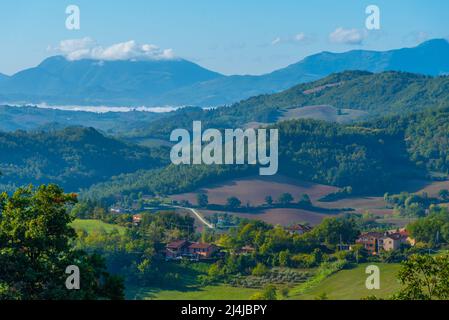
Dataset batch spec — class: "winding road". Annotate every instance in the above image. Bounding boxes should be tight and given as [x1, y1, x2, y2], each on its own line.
[171, 205, 215, 229]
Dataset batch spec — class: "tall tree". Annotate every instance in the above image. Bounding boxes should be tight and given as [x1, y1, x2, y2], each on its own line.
[226, 197, 241, 210]
[278, 193, 293, 205]
[0, 184, 124, 300]
[197, 193, 209, 208]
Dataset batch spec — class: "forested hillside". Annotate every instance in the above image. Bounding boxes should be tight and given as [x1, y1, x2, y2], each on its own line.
[275, 119, 417, 193]
[0, 127, 168, 192]
[0, 105, 163, 133]
[367, 107, 449, 173]
[85, 113, 439, 203]
[125, 71, 449, 141]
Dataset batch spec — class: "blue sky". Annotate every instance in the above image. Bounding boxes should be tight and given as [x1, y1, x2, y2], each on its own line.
[0, 0, 448, 75]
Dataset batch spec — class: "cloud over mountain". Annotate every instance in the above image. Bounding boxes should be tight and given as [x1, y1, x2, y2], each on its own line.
[2, 39, 448, 107]
[55, 38, 176, 61]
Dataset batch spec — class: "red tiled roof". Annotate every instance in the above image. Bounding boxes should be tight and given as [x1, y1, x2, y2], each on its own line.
[189, 243, 215, 250]
[167, 240, 190, 249]
[384, 233, 407, 241]
[359, 232, 384, 239]
[286, 224, 312, 232]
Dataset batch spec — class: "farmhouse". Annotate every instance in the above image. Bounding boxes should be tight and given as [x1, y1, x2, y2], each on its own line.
[356, 229, 414, 254]
[285, 224, 313, 235]
[356, 232, 384, 254]
[387, 228, 415, 246]
[132, 214, 142, 225]
[188, 243, 218, 259]
[237, 245, 256, 255]
[166, 240, 218, 261]
[381, 233, 408, 251]
[166, 240, 191, 260]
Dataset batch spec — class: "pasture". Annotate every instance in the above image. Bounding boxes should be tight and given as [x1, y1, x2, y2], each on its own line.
[71, 219, 126, 235]
[291, 263, 402, 300]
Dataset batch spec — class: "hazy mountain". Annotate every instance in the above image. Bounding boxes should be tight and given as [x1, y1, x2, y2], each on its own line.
[0, 105, 164, 133]
[0, 57, 223, 106]
[158, 39, 449, 106]
[1, 39, 448, 107]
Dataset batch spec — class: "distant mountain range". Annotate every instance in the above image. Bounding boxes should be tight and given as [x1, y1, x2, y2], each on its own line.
[1, 39, 449, 107]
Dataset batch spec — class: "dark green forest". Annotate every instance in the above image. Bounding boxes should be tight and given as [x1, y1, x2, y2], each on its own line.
[0, 126, 169, 192]
[84, 106, 449, 203]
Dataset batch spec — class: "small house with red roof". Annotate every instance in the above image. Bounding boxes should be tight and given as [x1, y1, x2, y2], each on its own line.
[166, 240, 218, 260]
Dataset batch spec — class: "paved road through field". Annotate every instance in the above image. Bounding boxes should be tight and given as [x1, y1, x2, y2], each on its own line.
[168, 205, 215, 229]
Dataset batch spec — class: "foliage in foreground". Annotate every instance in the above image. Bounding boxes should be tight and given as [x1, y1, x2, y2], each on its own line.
[0, 184, 124, 300]
[395, 254, 449, 300]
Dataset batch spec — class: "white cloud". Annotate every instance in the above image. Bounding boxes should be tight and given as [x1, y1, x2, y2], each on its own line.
[271, 32, 310, 46]
[294, 32, 307, 42]
[329, 27, 365, 45]
[271, 37, 282, 46]
[54, 37, 176, 61]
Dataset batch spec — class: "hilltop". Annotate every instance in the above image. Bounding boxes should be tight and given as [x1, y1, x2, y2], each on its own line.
[0, 126, 168, 192]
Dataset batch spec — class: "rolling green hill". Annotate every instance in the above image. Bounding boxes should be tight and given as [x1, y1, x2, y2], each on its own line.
[292, 263, 402, 300]
[128, 285, 259, 300]
[0, 126, 169, 192]
[235, 71, 449, 117]
[125, 71, 449, 141]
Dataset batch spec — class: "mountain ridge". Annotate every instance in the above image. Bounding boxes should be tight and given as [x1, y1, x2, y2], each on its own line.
[1, 39, 448, 107]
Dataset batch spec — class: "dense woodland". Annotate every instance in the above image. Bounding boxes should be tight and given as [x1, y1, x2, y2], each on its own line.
[0, 126, 169, 193]
[84, 107, 449, 203]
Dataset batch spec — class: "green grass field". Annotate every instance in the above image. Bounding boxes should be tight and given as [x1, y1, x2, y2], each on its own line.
[71, 219, 126, 235]
[292, 263, 402, 300]
[127, 285, 259, 300]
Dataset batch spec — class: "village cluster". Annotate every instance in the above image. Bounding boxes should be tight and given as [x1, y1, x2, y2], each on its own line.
[150, 220, 415, 262]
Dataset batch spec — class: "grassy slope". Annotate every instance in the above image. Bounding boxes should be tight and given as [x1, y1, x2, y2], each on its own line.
[128, 285, 259, 300]
[292, 263, 402, 300]
[71, 219, 126, 235]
